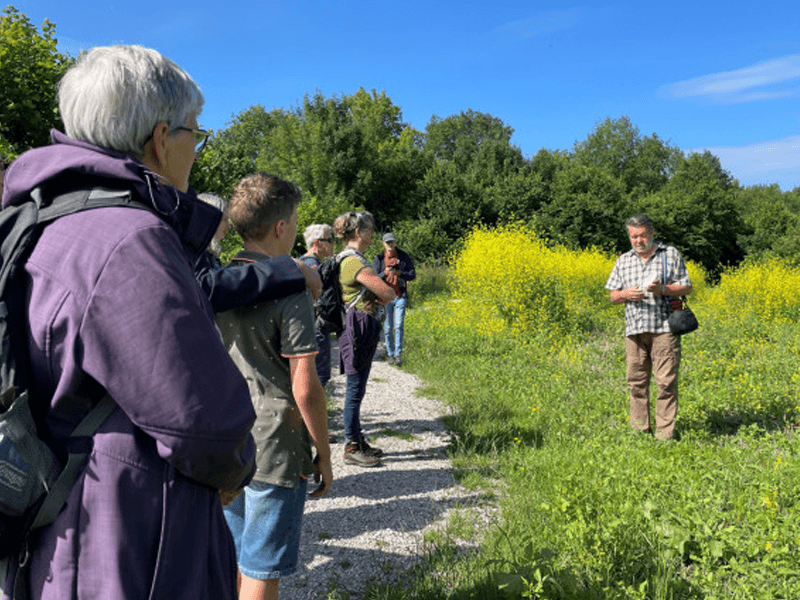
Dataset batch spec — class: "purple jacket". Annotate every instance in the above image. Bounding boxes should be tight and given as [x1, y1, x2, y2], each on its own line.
[2, 132, 256, 599]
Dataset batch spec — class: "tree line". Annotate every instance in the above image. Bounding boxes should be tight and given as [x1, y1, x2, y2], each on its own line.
[3, 6, 799, 279]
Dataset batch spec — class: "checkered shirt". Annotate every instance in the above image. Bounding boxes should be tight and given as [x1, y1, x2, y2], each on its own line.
[605, 242, 691, 337]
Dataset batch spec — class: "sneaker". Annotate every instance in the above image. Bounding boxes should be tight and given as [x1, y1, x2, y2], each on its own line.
[386, 355, 396, 365]
[394, 354, 402, 367]
[344, 442, 381, 467]
[359, 437, 384, 457]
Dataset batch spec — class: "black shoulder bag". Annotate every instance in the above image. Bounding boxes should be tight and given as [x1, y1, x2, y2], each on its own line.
[662, 252, 698, 335]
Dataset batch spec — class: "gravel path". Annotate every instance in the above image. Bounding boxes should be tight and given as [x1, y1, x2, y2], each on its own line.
[280, 342, 491, 600]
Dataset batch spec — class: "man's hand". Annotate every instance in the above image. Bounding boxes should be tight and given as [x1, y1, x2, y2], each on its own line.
[309, 454, 332, 498]
[627, 287, 645, 301]
[295, 259, 322, 300]
[610, 286, 651, 304]
[647, 279, 666, 296]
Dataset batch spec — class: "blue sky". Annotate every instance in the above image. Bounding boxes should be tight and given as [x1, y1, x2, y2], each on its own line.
[12, 0, 800, 190]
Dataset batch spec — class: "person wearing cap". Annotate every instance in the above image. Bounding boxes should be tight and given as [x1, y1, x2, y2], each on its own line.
[373, 232, 416, 366]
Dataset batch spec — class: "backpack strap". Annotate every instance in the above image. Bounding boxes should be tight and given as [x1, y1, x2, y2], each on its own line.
[29, 394, 117, 531]
[34, 187, 140, 226]
[336, 248, 368, 313]
[20, 187, 139, 530]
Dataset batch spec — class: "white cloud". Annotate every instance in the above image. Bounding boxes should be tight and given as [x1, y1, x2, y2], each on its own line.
[661, 54, 800, 104]
[692, 135, 800, 190]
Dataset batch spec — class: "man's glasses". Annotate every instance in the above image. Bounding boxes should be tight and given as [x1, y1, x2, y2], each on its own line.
[173, 126, 210, 154]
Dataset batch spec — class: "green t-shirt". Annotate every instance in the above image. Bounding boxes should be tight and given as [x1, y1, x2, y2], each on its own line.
[339, 250, 377, 315]
[215, 253, 319, 489]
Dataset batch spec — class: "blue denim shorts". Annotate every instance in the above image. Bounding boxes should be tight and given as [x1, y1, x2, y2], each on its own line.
[223, 479, 307, 580]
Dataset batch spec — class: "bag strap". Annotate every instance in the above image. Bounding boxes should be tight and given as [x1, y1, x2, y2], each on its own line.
[30, 394, 117, 531]
[26, 187, 137, 530]
[337, 248, 368, 313]
[34, 187, 140, 225]
[662, 250, 691, 306]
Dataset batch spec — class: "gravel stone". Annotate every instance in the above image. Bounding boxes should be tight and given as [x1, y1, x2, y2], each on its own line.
[280, 343, 494, 599]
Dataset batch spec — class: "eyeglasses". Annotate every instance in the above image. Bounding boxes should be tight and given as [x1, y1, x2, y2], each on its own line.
[318, 238, 333, 243]
[173, 126, 210, 154]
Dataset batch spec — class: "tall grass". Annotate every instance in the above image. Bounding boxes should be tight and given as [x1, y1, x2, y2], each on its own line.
[372, 225, 800, 600]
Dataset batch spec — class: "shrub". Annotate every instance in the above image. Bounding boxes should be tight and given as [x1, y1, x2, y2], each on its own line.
[702, 257, 800, 325]
[449, 224, 618, 338]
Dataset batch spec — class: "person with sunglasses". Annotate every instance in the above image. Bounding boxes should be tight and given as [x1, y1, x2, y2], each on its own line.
[1, 45, 256, 599]
[299, 224, 336, 388]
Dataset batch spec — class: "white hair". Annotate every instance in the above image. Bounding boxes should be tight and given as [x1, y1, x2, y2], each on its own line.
[197, 192, 228, 213]
[58, 45, 204, 160]
[303, 223, 333, 249]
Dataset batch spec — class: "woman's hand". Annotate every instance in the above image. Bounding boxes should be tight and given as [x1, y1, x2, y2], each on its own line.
[355, 266, 395, 305]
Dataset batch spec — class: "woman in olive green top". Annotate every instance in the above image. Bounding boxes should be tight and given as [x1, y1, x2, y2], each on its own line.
[333, 211, 395, 467]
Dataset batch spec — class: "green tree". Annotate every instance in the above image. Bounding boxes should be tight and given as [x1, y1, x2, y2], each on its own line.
[638, 151, 744, 276]
[573, 116, 682, 199]
[0, 6, 72, 157]
[735, 183, 800, 261]
[490, 167, 549, 225]
[410, 109, 525, 257]
[252, 89, 426, 228]
[537, 162, 631, 250]
[493, 148, 570, 225]
[190, 104, 283, 196]
[424, 109, 520, 171]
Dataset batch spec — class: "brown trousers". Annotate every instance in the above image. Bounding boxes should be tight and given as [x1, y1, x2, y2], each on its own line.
[625, 332, 681, 439]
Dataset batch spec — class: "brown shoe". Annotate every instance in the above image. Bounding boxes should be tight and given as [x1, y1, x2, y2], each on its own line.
[359, 437, 384, 457]
[344, 442, 381, 467]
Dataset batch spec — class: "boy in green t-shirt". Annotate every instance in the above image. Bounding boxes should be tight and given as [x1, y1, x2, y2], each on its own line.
[216, 172, 332, 600]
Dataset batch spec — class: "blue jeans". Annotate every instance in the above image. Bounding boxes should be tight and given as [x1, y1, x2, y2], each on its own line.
[223, 479, 308, 580]
[383, 296, 407, 357]
[344, 363, 372, 442]
[315, 328, 331, 388]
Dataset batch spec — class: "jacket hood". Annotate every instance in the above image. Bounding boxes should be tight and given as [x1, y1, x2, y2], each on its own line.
[2, 130, 220, 260]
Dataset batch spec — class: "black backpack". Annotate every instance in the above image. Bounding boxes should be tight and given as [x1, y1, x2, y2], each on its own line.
[315, 248, 366, 336]
[0, 187, 146, 579]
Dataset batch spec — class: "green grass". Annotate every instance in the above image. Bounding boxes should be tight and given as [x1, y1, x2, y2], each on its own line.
[410, 262, 453, 307]
[377, 427, 417, 442]
[372, 299, 800, 599]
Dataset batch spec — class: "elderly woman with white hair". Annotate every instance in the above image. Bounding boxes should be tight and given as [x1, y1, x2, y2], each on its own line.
[1, 46, 261, 599]
[298, 223, 335, 387]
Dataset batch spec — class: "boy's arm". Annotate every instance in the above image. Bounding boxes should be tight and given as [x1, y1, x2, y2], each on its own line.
[197, 254, 306, 313]
[289, 355, 332, 497]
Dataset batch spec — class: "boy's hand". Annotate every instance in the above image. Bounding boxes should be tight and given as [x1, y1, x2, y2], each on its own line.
[310, 453, 332, 498]
[219, 488, 243, 506]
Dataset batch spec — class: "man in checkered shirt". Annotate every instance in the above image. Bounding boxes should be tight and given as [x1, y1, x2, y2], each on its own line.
[605, 214, 692, 440]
